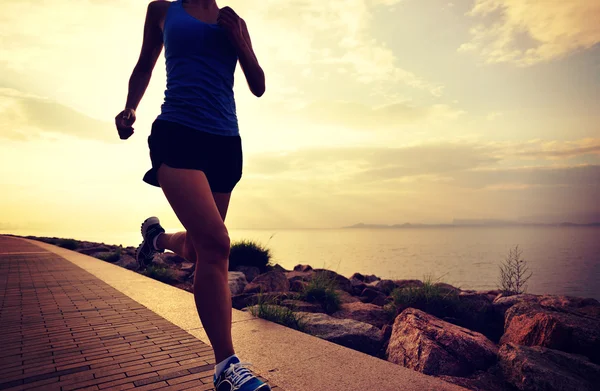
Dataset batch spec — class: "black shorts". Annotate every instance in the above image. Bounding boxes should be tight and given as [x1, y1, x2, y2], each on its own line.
[143, 119, 243, 193]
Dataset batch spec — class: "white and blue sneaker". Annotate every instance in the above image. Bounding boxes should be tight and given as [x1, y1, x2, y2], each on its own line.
[135, 217, 165, 269]
[214, 356, 271, 391]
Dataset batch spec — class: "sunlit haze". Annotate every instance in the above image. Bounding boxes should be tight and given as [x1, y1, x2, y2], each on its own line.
[1, 0, 599, 239]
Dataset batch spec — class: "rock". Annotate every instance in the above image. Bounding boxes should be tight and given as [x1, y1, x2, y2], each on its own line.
[332, 302, 388, 329]
[158, 252, 186, 265]
[434, 282, 461, 295]
[440, 366, 516, 391]
[350, 280, 368, 297]
[499, 343, 600, 391]
[243, 271, 290, 294]
[289, 280, 308, 292]
[394, 279, 424, 290]
[458, 292, 504, 342]
[493, 294, 540, 318]
[371, 293, 390, 307]
[387, 308, 498, 376]
[231, 292, 291, 310]
[234, 266, 260, 283]
[360, 287, 383, 303]
[373, 279, 398, 295]
[363, 274, 380, 284]
[500, 302, 600, 364]
[180, 262, 195, 272]
[172, 269, 191, 283]
[312, 269, 353, 293]
[293, 264, 313, 272]
[350, 272, 366, 281]
[285, 271, 313, 284]
[270, 264, 289, 273]
[116, 255, 138, 270]
[280, 300, 324, 313]
[78, 245, 111, 255]
[336, 290, 361, 304]
[296, 312, 383, 355]
[228, 272, 248, 295]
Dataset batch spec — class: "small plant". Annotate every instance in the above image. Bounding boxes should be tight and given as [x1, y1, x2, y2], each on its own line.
[229, 239, 272, 272]
[57, 238, 80, 250]
[249, 292, 306, 331]
[298, 271, 341, 314]
[386, 275, 459, 320]
[95, 251, 121, 263]
[142, 266, 177, 283]
[499, 245, 532, 296]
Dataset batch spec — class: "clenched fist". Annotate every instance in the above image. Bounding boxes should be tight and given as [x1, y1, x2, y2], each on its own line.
[115, 108, 136, 140]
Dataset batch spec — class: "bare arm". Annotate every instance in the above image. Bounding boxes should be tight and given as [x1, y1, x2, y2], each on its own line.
[218, 7, 266, 97]
[125, 1, 165, 110]
[116, 1, 165, 139]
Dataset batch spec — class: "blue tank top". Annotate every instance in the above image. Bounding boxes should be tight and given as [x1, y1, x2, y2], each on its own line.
[156, 0, 239, 136]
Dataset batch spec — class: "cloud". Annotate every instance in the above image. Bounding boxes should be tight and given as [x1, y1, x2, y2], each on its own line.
[243, 139, 600, 192]
[279, 100, 466, 131]
[460, 0, 600, 65]
[0, 88, 117, 142]
[239, 0, 444, 99]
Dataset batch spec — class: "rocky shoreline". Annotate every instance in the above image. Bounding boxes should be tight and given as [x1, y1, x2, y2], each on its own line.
[25, 237, 600, 391]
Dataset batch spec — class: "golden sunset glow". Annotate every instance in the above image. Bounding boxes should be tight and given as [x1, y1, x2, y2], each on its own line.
[1, 0, 599, 240]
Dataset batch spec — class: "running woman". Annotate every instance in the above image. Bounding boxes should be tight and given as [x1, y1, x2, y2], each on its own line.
[114, 1, 268, 390]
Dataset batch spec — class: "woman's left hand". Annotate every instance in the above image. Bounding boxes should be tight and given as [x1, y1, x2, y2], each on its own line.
[217, 7, 245, 48]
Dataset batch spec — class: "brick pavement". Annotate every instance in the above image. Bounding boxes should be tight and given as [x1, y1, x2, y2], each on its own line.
[0, 236, 279, 391]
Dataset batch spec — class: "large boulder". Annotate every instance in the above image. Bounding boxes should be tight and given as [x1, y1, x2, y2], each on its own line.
[493, 294, 540, 318]
[457, 292, 504, 342]
[500, 302, 600, 364]
[233, 265, 260, 283]
[498, 343, 600, 391]
[440, 366, 516, 391]
[228, 272, 248, 295]
[312, 269, 353, 293]
[332, 302, 389, 329]
[387, 308, 498, 377]
[297, 312, 383, 356]
[243, 271, 290, 294]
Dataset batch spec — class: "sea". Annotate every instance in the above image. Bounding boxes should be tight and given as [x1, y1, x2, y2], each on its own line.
[7, 227, 600, 300]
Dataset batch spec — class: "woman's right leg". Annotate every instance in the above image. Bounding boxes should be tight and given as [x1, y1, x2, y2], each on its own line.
[155, 164, 234, 364]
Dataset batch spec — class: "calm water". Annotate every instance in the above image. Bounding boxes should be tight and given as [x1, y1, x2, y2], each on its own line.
[8, 227, 600, 299]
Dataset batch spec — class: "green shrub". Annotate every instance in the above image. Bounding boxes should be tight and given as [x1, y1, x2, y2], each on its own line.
[386, 275, 459, 321]
[95, 251, 121, 263]
[229, 239, 272, 271]
[298, 271, 341, 314]
[142, 266, 177, 283]
[499, 245, 532, 296]
[57, 238, 80, 250]
[249, 293, 306, 331]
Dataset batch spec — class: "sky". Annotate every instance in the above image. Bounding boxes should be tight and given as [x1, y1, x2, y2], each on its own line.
[0, 0, 599, 239]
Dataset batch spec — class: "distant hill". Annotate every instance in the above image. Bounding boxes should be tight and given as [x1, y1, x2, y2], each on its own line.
[343, 221, 600, 229]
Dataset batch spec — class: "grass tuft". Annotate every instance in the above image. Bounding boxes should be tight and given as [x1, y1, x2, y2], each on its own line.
[297, 271, 341, 314]
[229, 239, 272, 272]
[249, 292, 306, 331]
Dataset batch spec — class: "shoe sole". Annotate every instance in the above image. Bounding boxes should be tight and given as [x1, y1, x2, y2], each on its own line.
[136, 217, 161, 269]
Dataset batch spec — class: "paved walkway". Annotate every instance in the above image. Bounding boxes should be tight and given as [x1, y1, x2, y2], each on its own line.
[0, 236, 278, 391]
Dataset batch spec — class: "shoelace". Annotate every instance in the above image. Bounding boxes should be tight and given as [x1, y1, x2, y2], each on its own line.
[223, 362, 255, 387]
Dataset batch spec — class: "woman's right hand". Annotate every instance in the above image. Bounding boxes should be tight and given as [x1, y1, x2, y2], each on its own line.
[115, 108, 136, 140]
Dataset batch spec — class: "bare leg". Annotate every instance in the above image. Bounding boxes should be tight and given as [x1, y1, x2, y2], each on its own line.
[156, 164, 234, 363]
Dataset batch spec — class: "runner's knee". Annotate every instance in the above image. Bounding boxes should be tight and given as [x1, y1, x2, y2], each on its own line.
[190, 229, 231, 266]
